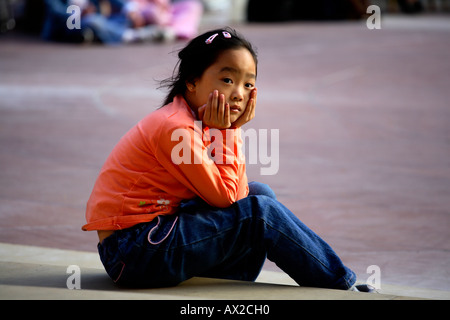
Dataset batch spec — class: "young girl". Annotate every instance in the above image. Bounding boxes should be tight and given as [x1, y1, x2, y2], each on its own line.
[83, 28, 371, 292]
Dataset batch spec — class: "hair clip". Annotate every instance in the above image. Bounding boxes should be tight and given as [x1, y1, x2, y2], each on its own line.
[205, 33, 218, 44]
[222, 31, 231, 38]
[205, 31, 232, 44]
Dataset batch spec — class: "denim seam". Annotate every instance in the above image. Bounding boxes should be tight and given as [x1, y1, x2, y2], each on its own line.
[113, 261, 126, 283]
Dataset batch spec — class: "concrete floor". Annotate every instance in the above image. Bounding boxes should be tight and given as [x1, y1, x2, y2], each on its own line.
[4, 242, 449, 300]
[0, 14, 449, 293]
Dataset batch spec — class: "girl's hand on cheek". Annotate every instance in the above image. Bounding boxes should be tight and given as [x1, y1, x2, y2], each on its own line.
[198, 90, 231, 129]
[231, 88, 257, 128]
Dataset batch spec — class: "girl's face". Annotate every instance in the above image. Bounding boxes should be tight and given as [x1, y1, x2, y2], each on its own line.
[185, 48, 257, 124]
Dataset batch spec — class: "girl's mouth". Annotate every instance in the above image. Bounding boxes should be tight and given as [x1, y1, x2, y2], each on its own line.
[230, 105, 241, 114]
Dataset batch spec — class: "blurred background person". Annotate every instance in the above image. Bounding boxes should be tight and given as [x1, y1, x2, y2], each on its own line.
[41, 0, 129, 44]
[40, 0, 203, 44]
[0, 0, 16, 33]
[123, 0, 203, 41]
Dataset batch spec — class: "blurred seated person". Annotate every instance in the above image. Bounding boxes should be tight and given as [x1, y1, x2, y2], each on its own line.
[123, 0, 203, 41]
[41, 0, 129, 44]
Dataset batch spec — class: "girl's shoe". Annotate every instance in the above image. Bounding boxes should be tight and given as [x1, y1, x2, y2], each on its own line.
[350, 284, 377, 293]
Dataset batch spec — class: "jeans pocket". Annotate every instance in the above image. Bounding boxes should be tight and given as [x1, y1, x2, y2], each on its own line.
[147, 215, 178, 245]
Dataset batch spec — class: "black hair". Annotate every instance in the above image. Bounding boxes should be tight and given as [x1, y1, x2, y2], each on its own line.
[159, 27, 258, 107]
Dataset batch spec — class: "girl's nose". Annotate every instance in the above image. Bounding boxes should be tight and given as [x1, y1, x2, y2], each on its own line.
[232, 88, 244, 101]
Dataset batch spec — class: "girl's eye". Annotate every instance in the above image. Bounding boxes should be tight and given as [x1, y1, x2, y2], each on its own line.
[245, 83, 254, 88]
[223, 78, 232, 84]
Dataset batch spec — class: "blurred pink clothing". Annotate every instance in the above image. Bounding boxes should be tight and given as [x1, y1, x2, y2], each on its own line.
[126, 0, 203, 39]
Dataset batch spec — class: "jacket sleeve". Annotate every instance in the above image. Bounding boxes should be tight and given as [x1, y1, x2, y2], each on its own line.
[154, 120, 248, 208]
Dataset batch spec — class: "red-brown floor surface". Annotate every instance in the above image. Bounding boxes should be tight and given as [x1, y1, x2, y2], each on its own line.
[1, 15, 449, 291]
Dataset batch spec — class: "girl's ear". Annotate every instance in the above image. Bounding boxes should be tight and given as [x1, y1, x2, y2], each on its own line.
[185, 80, 196, 92]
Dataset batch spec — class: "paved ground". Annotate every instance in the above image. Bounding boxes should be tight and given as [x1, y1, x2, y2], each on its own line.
[1, 13, 449, 294]
[3, 242, 450, 299]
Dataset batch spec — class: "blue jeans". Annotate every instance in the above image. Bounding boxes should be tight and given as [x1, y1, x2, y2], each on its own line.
[98, 182, 356, 289]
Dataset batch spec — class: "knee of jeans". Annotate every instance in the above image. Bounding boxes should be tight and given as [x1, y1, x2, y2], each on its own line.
[248, 181, 277, 199]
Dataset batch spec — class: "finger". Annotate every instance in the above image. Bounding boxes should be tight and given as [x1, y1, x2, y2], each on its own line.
[203, 92, 213, 123]
[211, 90, 219, 118]
[252, 87, 257, 105]
[242, 100, 253, 123]
[224, 103, 230, 127]
[242, 96, 254, 120]
[198, 104, 206, 121]
[236, 92, 256, 126]
[249, 99, 256, 120]
[218, 93, 225, 122]
[247, 88, 257, 120]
